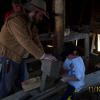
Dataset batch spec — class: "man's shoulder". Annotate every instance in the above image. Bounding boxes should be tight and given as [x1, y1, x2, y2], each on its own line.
[7, 12, 26, 21]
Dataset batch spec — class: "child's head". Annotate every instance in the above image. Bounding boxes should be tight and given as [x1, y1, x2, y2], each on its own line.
[61, 43, 77, 60]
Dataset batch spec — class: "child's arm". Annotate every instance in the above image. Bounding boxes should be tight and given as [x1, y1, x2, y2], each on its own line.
[59, 66, 68, 76]
[61, 75, 79, 82]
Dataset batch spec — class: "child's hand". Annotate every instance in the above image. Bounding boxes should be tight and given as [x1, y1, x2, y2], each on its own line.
[60, 76, 68, 82]
[59, 67, 68, 76]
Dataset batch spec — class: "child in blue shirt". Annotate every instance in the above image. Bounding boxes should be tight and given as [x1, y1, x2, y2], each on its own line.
[60, 43, 85, 100]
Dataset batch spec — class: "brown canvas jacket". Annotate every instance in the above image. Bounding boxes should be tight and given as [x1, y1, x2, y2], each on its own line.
[0, 12, 44, 63]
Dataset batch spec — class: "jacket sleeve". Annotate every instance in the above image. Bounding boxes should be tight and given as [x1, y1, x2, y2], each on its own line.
[7, 16, 44, 59]
[31, 26, 44, 52]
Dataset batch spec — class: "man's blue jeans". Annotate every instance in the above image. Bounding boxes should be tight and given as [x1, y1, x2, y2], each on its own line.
[0, 57, 29, 99]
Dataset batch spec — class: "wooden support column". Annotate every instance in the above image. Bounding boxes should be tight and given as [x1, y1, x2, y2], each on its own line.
[53, 0, 65, 59]
[84, 34, 89, 66]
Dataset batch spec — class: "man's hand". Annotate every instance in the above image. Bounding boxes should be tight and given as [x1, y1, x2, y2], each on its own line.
[40, 53, 57, 61]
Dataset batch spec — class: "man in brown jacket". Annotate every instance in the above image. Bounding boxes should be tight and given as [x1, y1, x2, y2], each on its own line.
[0, 0, 56, 98]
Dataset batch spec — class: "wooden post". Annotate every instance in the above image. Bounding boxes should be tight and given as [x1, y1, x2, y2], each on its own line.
[53, 0, 65, 59]
[84, 34, 89, 66]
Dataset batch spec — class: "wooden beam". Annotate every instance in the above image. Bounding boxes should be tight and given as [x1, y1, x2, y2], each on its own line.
[53, 0, 64, 58]
[3, 70, 100, 100]
[39, 32, 89, 65]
